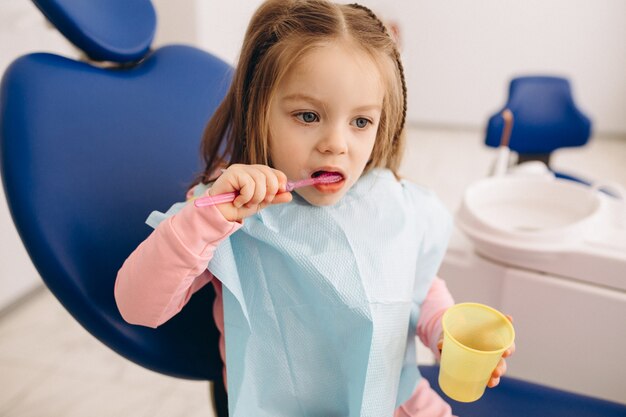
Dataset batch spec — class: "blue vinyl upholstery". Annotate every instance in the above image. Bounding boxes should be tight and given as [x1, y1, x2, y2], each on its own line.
[1, 46, 232, 379]
[31, 0, 156, 63]
[419, 365, 626, 417]
[486, 76, 591, 155]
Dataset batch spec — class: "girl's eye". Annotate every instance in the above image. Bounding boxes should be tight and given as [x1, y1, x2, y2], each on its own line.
[295, 112, 319, 123]
[352, 117, 371, 129]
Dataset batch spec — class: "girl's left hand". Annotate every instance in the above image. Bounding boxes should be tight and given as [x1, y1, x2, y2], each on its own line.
[437, 315, 516, 388]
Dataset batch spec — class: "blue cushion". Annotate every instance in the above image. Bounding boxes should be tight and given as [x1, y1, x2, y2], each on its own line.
[419, 365, 626, 417]
[31, 0, 156, 62]
[485, 76, 591, 154]
[0, 45, 233, 379]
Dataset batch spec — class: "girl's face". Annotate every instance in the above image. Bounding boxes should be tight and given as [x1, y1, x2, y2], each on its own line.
[268, 42, 384, 206]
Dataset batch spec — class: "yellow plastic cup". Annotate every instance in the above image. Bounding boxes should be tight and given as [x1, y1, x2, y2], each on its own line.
[438, 303, 515, 403]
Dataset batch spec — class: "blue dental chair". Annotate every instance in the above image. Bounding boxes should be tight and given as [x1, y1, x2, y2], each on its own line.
[1, 2, 624, 416]
[485, 76, 592, 183]
[0, 0, 232, 415]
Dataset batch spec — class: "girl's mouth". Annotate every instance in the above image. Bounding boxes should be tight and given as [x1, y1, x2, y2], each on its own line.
[311, 170, 345, 193]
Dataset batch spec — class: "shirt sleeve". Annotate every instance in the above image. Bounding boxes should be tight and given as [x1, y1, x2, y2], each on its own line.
[417, 277, 455, 360]
[114, 189, 241, 328]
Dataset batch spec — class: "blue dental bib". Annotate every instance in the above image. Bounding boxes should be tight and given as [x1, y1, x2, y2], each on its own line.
[209, 169, 451, 416]
[149, 168, 451, 416]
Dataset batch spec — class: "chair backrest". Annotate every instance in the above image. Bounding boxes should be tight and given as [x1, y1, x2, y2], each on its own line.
[485, 76, 592, 159]
[0, 0, 233, 381]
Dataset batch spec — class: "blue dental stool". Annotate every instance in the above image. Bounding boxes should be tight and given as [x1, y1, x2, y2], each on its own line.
[485, 76, 592, 184]
[1, 1, 624, 416]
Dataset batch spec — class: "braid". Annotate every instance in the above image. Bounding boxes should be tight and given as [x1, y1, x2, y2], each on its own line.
[392, 49, 408, 157]
[348, 3, 387, 33]
[393, 51, 408, 136]
[348, 3, 407, 144]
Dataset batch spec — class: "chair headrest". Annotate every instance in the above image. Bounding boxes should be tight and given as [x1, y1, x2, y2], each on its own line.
[32, 0, 156, 63]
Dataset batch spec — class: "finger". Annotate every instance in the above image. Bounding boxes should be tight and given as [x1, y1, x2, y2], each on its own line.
[233, 172, 255, 208]
[210, 165, 239, 195]
[488, 377, 500, 388]
[257, 165, 279, 203]
[271, 191, 293, 205]
[245, 168, 267, 207]
[266, 176, 279, 203]
[272, 169, 289, 192]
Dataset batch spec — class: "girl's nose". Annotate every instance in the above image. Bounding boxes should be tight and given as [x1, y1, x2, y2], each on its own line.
[317, 125, 348, 154]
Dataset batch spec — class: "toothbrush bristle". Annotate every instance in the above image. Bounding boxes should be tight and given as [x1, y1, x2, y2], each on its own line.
[315, 172, 343, 184]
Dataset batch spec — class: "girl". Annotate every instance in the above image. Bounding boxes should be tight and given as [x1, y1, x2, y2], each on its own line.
[115, 1, 513, 415]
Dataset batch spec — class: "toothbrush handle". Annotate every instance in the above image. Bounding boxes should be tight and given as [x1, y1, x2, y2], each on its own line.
[285, 180, 298, 192]
[194, 192, 237, 207]
[195, 180, 300, 207]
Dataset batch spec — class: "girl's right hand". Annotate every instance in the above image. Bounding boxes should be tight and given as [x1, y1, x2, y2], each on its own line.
[207, 164, 293, 222]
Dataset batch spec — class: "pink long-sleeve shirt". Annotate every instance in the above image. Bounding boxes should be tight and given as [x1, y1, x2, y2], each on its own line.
[115, 194, 456, 417]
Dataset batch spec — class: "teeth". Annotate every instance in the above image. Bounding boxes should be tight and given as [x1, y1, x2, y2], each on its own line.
[312, 170, 343, 180]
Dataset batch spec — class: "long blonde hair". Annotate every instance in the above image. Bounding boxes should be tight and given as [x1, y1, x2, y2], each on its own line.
[195, 0, 407, 185]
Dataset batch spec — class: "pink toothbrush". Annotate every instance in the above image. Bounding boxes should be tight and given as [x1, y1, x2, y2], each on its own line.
[194, 172, 343, 207]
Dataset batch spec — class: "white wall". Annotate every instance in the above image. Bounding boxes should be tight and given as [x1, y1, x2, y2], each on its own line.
[195, 1, 260, 65]
[151, 0, 198, 47]
[198, 0, 626, 136]
[394, 0, 626, 135]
